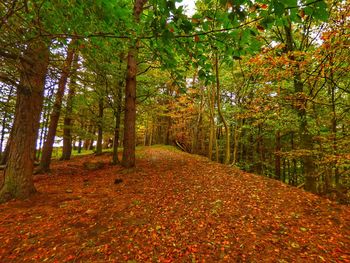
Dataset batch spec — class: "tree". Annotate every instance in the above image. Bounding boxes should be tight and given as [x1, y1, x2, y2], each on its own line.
[122, 0, 148, 168]
[37, 41, 76, 173]
[61, 53, 80, 160]
[0, 39, 49, 201]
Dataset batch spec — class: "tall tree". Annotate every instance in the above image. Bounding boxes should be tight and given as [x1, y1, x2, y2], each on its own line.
[0, 39, 49, 201]
[61, 53, 79, 160]
[215, 52, 230, 164]
[122, 0, 148, 168]
[38, 41, 76, 173]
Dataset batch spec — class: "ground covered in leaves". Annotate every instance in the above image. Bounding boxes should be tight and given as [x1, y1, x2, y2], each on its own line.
[0, 146, 349, 262]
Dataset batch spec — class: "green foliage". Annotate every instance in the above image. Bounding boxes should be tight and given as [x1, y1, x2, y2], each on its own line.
[2, 0, 344, 200]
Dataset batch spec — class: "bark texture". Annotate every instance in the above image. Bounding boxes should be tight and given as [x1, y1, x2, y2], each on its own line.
[121, 0, 147, 168]
[215, 53, 230, 164]
[112, 80, 123, 165]
[38, 42, 75, 172]
[61, 53, 79, 160]
[0, 39, 49, 202]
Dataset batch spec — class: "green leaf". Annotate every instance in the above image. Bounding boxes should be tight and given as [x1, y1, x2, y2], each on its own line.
[273, 0, 285, 17]
[284, 0, 297, 7]
[198, 69, 206, 80]
[261, 16, 275, 29]
[202, 21, 210, 31]
[314, 1, 329, 21]
[303, 6, 313, 16]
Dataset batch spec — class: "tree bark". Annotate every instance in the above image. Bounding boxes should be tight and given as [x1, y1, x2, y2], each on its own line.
[122, 0, 147, 168]
[232, 119, 241, 166]
[95, 97, 104, 155]
[112, 80, 123, 165]
[215, 53, 230, 164]
[275, 131, 281, 180]
[0, 39, 49, 202]
[207, 83, 216, 161]
[122, 48, 137, 168]
[36, 85, 55, 160]
[38, 41, 75, 172]
[61, 53, 79, 160]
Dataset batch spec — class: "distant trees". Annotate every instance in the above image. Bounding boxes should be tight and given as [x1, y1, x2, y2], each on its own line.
[141, 0, 349, 199]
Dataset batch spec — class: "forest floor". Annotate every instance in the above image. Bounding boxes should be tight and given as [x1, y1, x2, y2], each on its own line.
[0, 146, 349, 263]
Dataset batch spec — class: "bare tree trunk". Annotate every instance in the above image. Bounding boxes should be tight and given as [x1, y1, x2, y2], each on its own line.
[112, 81, 123, 164]
[95, 98, 104, 155]
[0, 86, 14, 159]
[215, 53, 230, 164]
[329, 60, 340, 188]
[36, 86, 54, 160]
[122, 48, 137, 167]
[0, 39, 49, 202]
[166, 116, 171, 145]
[207, 84, 216, 161]
[149, 123, 154, 146]
[61, 53, 79, 160]
[232, 120, 241, 166]
[38, 41, 75, 172]
[193, 96, 204, 154]
[122, 0, 148, 168]
[275, 131, 281, 180]
[275, 86, 281, 180]
[77, 138, 82, 153]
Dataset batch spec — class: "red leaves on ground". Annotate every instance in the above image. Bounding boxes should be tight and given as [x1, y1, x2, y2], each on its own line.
[0, 147, 349, 262]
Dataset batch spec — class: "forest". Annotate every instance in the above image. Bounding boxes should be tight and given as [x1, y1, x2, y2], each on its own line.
[0, 0, 350, 261]
[1, 0, 349, 202]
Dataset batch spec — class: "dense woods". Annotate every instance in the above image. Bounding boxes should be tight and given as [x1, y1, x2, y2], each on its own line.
[0, 1, 350, 262]
[0, 0, 349, 203]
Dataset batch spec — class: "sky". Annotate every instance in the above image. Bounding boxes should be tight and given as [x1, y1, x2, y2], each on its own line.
[179, 0, 196, 16]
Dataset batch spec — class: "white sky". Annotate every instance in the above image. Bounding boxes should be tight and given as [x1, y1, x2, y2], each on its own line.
[179, 0, 196, 16]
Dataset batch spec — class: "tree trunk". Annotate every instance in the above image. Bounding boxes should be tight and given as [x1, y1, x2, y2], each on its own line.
[122, 0, 147, 168]
[61, 53, 79, 160]
[166, 116, 171, 145]
[275, 85, 282, 180]
[284, 22, 316, 193]
[0, 39, 49, 202]
[0, 86, 14, 159]
[232, 120, 241, 166]
[148, 124, 154, 146]
[95, 98, 104, 155]
[122, 48, 137, 167]
[329, 61, 339, 188]
[38, 41, 75, 172]
[207, 84, 215, 160]
[282, 158, 286, 183]
[112, 111, 122, 164]
[112, 80, 123, 164]
[36, 86, 54, 160]
[215, 53, 230, 164]
[275, 131, 281, 180]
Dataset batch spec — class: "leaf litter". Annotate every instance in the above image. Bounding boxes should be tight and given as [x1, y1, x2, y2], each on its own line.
[0, 146, 349, 262]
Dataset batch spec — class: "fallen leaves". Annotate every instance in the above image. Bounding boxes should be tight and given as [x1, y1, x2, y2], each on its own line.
[0, 146, 349, 262]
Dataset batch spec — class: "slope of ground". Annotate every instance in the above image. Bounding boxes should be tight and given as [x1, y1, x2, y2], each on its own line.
[0, 146, 349, 262]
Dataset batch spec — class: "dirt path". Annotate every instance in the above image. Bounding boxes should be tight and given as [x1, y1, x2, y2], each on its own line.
[0, 146, 349, 262]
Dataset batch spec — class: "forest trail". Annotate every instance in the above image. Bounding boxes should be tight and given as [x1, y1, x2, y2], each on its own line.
[0, 146, 349, 262]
